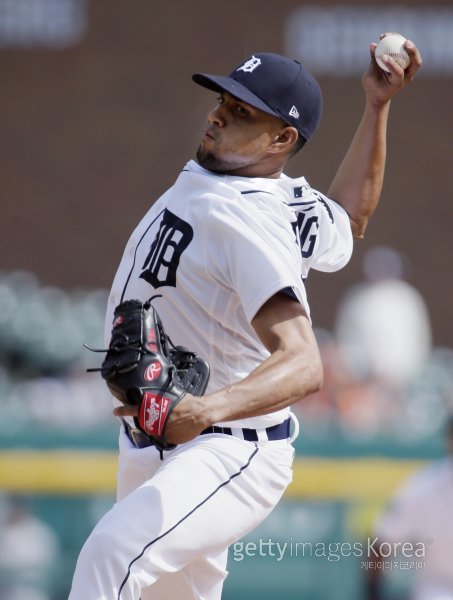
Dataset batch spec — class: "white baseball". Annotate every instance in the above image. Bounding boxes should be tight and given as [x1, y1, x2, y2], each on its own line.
[375, 34, 410, 72]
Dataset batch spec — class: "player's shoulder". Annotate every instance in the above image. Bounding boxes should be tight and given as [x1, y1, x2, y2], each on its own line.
[182, 161, 292, 221]
[284, 177, 348, 225]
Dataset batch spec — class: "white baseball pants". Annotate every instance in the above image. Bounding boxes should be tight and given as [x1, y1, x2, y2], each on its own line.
[68, 426, 294, 600]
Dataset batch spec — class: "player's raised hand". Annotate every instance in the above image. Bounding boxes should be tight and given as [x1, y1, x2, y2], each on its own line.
[362, 33, 422, 106]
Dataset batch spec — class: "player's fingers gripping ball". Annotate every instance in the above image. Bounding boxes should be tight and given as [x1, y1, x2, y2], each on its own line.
[375, 34, 410, 72]
[95, 299, 210, 450]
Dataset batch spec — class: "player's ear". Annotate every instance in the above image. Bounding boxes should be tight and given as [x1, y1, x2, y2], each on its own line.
[269, 126, 299, 154]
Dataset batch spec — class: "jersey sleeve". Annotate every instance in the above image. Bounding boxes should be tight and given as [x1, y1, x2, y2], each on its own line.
[290, 188, 353, 276]
[206, 194, 309, 323]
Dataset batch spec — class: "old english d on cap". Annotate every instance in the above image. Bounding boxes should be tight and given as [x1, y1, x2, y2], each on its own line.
[192, 52, 323, 142]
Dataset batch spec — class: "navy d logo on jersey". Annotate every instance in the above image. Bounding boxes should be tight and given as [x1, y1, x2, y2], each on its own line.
[140, 209, 193, 289]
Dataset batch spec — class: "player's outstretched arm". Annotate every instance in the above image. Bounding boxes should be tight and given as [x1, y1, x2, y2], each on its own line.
[327, 34, 422, 239]
[115, 293, 323, 445]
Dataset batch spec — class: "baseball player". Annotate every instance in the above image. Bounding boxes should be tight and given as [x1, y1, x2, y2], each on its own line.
[69, 37, 422, 600]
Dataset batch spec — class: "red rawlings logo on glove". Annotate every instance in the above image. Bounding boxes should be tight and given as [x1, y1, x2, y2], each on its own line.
[140, 392, 171, 437]
[143, 361, 162, 382]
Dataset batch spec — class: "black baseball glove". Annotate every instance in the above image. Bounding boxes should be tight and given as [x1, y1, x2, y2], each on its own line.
[88, 299, 210, 450]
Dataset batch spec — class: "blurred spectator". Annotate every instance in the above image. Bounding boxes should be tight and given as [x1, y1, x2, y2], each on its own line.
[0, 270, 108, 377]
[366, 417, 453, 599]
[6, 371, 114, 430]
[0, 495, 59, 600]
[0, 270, 116, 432]
[293, 329, 394, 441]
[335, 246, 432, 388]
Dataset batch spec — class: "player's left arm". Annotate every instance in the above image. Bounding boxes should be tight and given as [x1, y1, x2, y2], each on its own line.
[328, 34, 422, 239]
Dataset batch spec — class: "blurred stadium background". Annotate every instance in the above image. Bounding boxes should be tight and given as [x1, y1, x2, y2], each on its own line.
[1, 1, 452, 599]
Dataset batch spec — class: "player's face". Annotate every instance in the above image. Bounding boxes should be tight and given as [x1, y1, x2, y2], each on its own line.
[196, 92, 290, 177]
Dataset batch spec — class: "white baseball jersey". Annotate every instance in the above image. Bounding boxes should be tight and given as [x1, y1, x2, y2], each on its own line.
[106, 160, 353, 430]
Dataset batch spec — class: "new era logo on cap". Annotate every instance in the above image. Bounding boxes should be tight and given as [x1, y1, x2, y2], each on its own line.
[192, 52, 323, 142]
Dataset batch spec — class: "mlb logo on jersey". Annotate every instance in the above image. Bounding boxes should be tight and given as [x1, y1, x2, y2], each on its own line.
[293, 184, 310, 198]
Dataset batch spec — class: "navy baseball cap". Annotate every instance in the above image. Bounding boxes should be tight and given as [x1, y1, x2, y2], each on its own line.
[192, 52, 323, 142]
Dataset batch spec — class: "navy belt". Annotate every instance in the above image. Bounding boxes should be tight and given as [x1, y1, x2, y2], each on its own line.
[201, 418, 290, 442]
[123, 418, 290, 449]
